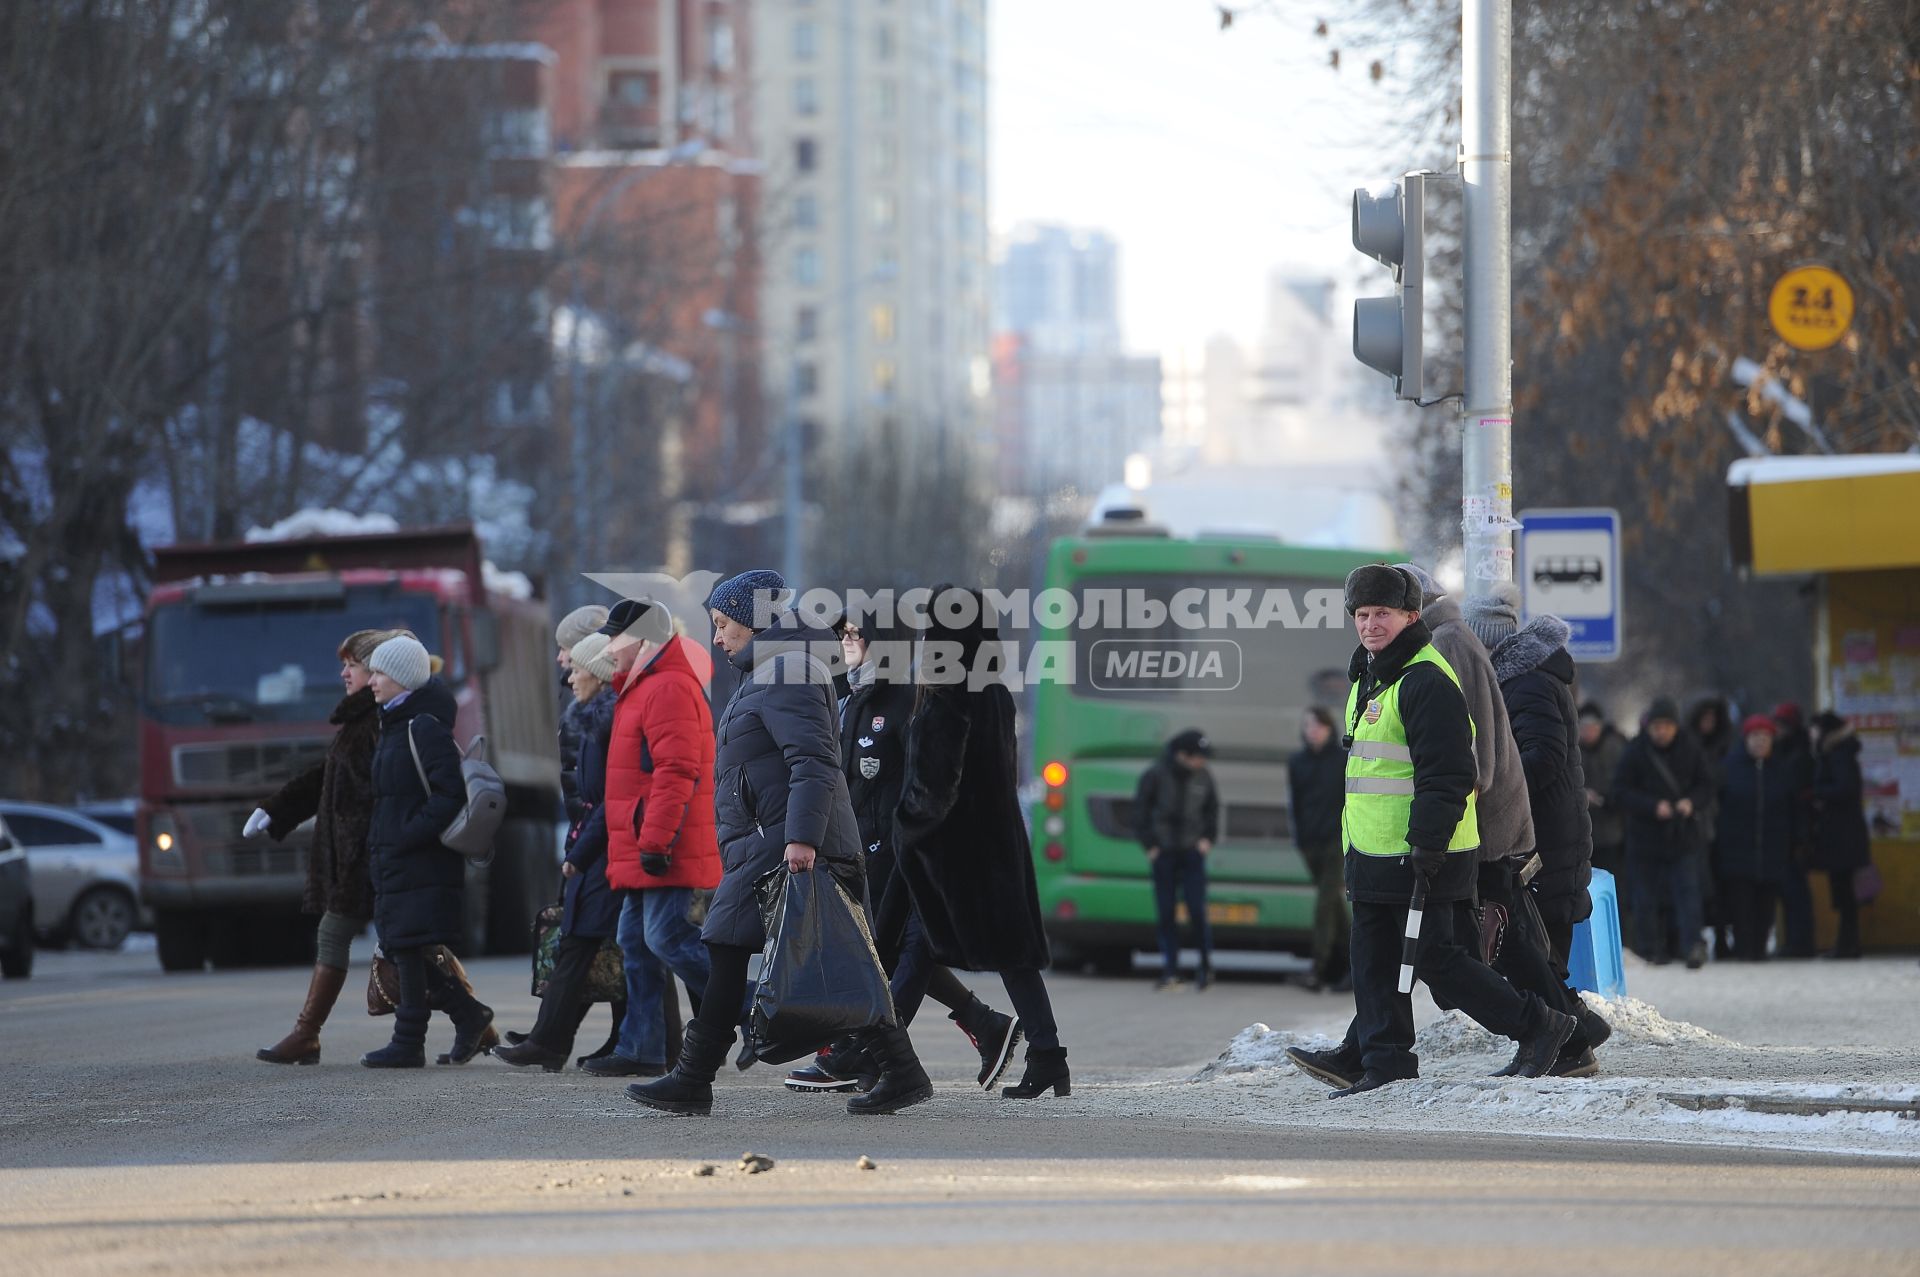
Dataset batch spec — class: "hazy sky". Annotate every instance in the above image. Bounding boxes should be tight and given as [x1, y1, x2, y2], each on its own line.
[991, 0, 1414, 356]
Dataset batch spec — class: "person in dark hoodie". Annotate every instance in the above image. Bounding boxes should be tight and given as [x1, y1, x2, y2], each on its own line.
[359, 634, 496, 1068]
[1770, 702, 1818, 957]
[1134, 728, 1221, 990]
[628, 570, 935, 1117]
[1288, 706, 1350, 991]
[890, 585, 1069, 1100]
[1613, 697, 1715, 968]
[782, 608, 1018, 1095]
[1715, 714, 1802, 961]
[1285, 566, 1575, 1097]
[1807, 710, 1870, 959]
[1688, 695, 1735, 960]
[1465, 589, 1610, 1078]
[1578, 702, 1629, 887]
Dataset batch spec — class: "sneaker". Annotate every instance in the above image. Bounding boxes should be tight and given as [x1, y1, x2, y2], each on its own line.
[784, 1060, 864, 1093]
[1194, 966, 1213, 992]
[1153, 973, 1184, 991]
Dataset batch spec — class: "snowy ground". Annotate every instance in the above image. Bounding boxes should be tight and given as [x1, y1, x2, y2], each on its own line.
[1103, 954, 1920, 1159]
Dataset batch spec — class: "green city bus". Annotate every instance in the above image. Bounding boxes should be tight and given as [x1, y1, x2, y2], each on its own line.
[1025, 509, 1393, 973]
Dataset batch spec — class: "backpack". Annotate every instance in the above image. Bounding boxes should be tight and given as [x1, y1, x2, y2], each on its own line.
[406, 720, 509, 864]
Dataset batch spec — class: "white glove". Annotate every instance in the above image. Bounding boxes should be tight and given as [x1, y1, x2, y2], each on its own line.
[243, 808, 272, 839]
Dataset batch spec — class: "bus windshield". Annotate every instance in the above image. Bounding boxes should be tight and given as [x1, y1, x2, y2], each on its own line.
[145, 588, 441, 725]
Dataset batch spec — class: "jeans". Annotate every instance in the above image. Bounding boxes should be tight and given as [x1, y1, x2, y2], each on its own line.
[1346, 892, 1541, 1080]
[1151, 848, 1211, 975]
[1629, 849, 1703, 961]
[616, 889, 712, 1065]
[888, 908, 974, 1027]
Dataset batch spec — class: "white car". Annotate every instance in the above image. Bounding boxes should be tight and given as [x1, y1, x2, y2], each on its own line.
[0, 802, 150, 950]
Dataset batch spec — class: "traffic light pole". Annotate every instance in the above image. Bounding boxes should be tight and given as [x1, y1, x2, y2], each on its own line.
[1460, 0, 1514, 594]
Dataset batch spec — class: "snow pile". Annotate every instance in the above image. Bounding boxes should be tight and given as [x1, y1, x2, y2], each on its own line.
[245, 509, 401, 542]
[1192, 1023, 1343, 1080]
[1580, 993, 1735, 1048]
[482, 560, 534, 601]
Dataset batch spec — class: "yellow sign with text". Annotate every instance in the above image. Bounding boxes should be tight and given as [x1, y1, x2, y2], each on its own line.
[1769, 265, 1854, 351]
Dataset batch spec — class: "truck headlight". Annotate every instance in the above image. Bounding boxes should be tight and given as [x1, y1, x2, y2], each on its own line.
[149, 813, 185, 874]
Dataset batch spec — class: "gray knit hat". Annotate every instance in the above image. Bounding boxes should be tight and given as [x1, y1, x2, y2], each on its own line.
[556, 605, 610, 652]
[368, 634, 432, 691]
[1462, 581, 1522, 650]
[570, 633, 618, 684]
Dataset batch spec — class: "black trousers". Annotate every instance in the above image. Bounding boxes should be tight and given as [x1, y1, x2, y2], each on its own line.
[1346, 891, 1541, 1080]
[1480, 864, 1587, 1047]
[1722, 877, 1777, 961]
[1827, 870, 1861, 954]
[529, 934, 599, 1054]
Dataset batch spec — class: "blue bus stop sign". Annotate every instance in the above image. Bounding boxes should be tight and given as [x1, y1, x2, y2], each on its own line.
[1517, 508, 1622, 662]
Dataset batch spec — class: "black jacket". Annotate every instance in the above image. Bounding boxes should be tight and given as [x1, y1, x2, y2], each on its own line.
[561, 688, 618, 939]
[1287, 739, 1345, 849]
[1715, 746, 1800, 884]
[366, 679, 467, 950]
[1341, 620, 1478, 905]
[1132, 751, 1220, 854]
[1807, 728, 1872, 873]
[703, 618, 865, 950]
[894, 589, 1052, 972]
[558, 672, 589, 826]
[1687, 696, 1734, 849]
[840, 668, 914, 860]
[1613, 728, 1714, 862]
[262, 686, 379, 919]
[1579, 726, 1629, 850]
[1490, 617, 1593, 908]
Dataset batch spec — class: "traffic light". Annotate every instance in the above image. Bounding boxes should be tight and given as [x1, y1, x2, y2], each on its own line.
[1351, 172, 1425, 400]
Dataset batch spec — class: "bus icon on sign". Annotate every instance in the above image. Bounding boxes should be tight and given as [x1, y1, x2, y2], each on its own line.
[1532, 556, 1603, 588]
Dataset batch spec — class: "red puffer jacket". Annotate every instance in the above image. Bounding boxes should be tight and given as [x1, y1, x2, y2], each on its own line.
[605, 636, 722, 892]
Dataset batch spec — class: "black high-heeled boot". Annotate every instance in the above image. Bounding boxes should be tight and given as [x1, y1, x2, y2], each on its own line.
[1001, 1045, 1070, 1098]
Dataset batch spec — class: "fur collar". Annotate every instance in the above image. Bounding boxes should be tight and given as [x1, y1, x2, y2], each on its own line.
[1490, 615, 1573, 683]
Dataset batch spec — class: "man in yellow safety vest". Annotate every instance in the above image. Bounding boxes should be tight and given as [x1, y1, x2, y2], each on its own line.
[1287, 565, 1577, 1096]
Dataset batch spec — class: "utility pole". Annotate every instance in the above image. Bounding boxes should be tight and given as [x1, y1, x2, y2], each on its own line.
[1460, 0, 1514, 595]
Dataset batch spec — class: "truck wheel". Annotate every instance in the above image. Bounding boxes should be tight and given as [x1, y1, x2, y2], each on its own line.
[207, 916, 252, 969]
[155, 911, 208, 972]
[1087, 945, 1135, 977]
[1, 910, 32, 979]
[68, 886, 136, 951]
[486, 819, 552, 955]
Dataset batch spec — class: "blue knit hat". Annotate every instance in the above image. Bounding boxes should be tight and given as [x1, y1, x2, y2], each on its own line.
[706, 569, 789, 631]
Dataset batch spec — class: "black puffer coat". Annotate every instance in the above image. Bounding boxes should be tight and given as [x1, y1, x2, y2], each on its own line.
[562, 688, 618, 939]
[1715, 746, 1800, 885]
[1614, 727, 1714, 863]
[703, 617, 865, 950]
[558, 671, 590, 826]
[1490, 616, 1593, 910]
[1287, 739, 1345, 849]
[262, 686, 379, 918]
[1807, 725, 1872, 874]
[366, 679, 467, 950]
[894, 588, 1052, 973]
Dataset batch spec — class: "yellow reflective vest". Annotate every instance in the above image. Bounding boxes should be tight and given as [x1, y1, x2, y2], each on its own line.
[1341, 644, 1480, 856]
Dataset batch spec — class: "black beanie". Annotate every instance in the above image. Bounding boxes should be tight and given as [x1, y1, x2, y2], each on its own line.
[1343, 564, 1422, 615]
[1646, 696, 1680, 724]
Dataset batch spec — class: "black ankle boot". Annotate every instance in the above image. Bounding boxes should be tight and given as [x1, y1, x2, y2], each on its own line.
[951, 995, 1021, 1090]
[627, 1021, 732, 1116]
[1001, 1045, 1070, 1098]
[362, 1008, 428, 1068]
[442, 1000, 496, 1066]
[846, 1025, 934, 1115]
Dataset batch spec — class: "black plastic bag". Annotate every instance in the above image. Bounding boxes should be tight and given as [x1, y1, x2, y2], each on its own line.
[747, 867, 895, 1065]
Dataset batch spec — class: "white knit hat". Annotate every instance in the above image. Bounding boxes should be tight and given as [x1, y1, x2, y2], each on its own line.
[570, 633, 619, 684]
[368, 634, 432, 691]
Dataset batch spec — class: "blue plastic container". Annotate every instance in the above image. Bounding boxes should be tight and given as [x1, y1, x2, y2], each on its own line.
[1568, 868, 1626, 999]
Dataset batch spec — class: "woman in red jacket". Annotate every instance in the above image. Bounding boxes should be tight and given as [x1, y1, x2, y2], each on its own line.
[589, 599, 722, 1076]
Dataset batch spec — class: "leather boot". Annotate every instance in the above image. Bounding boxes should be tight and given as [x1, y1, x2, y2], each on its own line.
[1001, 1044, 1070, 1099]
[951, 995, 1021, 1090]
[627, 1020, 732, 1115]
[257, 964, 348, 1065]
[845, 1025, 934, 1115]
[1503, 1005, 1579, 1079]
[442, 999, 497, 1066]
[362, 1007, 429, 1068]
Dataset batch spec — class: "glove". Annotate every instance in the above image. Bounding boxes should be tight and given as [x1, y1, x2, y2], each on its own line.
[641, 852, 671, 878]
[1408, 846, 1446, 884]
[243, 808, 272, 839]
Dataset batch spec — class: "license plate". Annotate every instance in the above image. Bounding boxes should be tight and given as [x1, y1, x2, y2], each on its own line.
[1177, 902, 1258, 926]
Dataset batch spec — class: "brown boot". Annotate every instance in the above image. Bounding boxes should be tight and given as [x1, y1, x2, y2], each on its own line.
[257, 964, 348, 1064]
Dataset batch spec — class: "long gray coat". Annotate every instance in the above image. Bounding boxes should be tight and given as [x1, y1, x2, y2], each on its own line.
[702, 620, 866, 950]
[1397, 567, 1537, 864]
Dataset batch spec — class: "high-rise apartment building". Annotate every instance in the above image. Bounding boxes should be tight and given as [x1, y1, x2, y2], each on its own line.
[754, 0, 992, 462]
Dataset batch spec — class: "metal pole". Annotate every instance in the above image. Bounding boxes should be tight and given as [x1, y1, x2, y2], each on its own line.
[568, 260, 590, 607]
[1461, 0, 1514, 595]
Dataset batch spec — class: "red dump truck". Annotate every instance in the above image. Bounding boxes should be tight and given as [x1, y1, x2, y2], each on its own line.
[136, 524, 561, 971]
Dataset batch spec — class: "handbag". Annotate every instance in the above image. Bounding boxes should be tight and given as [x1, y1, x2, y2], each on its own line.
[1854, 862, 1885, 905]
[366, 945, 480, 1016]
[529, 903, 626, 1003]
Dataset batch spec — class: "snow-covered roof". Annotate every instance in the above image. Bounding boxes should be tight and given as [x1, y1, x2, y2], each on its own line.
[482, 560, 534, 601]
[1728, 454, 1920, 486]
[245, 509, 401, 542]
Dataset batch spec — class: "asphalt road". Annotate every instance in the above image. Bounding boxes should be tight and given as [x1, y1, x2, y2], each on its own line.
[4, 946, 1917, 1275]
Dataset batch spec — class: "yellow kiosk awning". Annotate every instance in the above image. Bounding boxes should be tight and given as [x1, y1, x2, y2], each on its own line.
[1729, 455, 1920, 576]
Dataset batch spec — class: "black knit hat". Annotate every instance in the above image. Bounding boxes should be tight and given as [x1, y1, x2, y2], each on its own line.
[1646, 696, 1681, 725]
[1169, 728, 1213, 757]
[1343, 564, 1422, 615]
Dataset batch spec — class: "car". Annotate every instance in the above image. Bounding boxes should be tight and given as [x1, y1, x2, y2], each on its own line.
[0, 802, 150, 951]
[76, 799, 138, 838]
[0, 814, 32, 978]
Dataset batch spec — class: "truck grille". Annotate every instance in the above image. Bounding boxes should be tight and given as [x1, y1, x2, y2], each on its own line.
[173, 739, 331, 790]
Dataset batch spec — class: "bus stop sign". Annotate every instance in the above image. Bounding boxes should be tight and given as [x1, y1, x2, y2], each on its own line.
[1517, 508, 1622, 662]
